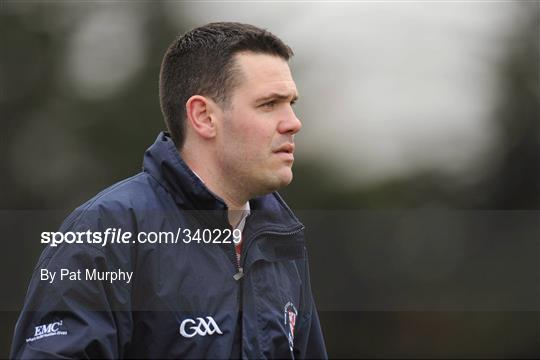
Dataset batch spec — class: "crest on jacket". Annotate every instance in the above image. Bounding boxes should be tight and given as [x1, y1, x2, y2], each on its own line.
[283, 301, 298, 352]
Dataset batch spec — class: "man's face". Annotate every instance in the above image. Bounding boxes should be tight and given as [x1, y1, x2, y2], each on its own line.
[214, 52, 302, 198]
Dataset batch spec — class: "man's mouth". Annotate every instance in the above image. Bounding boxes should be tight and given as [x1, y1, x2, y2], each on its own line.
[274, 144, 295, 154]
[273, 144, 295, 161]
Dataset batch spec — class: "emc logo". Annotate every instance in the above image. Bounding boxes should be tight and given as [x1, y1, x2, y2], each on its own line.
[26, 320, 67, 343]
[180, 316, 223, 338]
[34, 321, 63, 337]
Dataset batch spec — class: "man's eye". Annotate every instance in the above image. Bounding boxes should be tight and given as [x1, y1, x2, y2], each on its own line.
[262, 101, 276, 108]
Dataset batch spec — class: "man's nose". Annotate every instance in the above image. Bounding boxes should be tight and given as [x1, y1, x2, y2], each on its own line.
[278, 108, 302, 135]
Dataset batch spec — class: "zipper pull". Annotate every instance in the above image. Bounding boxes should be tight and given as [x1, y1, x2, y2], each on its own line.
[233, 267, 244, 281]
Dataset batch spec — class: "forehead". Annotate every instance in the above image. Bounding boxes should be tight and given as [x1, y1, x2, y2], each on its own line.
[232, 52, 297, 98]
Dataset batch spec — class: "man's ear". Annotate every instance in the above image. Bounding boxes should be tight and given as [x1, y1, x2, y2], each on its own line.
[185, 95, 218, 139]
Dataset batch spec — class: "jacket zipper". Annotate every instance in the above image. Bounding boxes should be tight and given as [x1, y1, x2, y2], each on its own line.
[228, 236, 244, 359]
[232, 244, 244, 280]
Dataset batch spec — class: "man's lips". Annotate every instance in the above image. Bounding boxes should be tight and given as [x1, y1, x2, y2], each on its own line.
[273, 144, 295, 161]
[274, 144, 295, 154]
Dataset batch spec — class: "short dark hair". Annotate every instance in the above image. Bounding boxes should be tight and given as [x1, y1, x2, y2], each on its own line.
[159, 22, 294, 148]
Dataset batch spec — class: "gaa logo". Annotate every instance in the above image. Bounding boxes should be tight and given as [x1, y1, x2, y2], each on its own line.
[283, 301, 298, 352]
[179, 316, 223, 338]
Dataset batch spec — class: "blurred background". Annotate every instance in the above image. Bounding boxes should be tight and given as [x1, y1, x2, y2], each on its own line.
[1, 0, 538, 358]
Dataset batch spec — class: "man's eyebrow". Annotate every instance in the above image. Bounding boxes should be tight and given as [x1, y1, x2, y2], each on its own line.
[255, 92, 299, 103]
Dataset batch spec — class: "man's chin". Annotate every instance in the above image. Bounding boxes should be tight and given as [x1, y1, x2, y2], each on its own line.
[253, 171, 293, 196]
[272, 169, 294, 190]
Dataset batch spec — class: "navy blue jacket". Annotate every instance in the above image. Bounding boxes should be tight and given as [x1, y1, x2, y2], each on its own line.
[11, 132, 327, 359]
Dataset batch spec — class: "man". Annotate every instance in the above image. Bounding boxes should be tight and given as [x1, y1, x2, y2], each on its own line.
[11, 22, 327, 359]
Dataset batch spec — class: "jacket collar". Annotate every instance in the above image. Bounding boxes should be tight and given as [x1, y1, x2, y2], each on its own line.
[143, 132, 303, 232]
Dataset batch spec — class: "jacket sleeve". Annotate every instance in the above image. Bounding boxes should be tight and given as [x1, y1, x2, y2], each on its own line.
[293, 247, 328, 359]
[10, 209, 134, 359]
